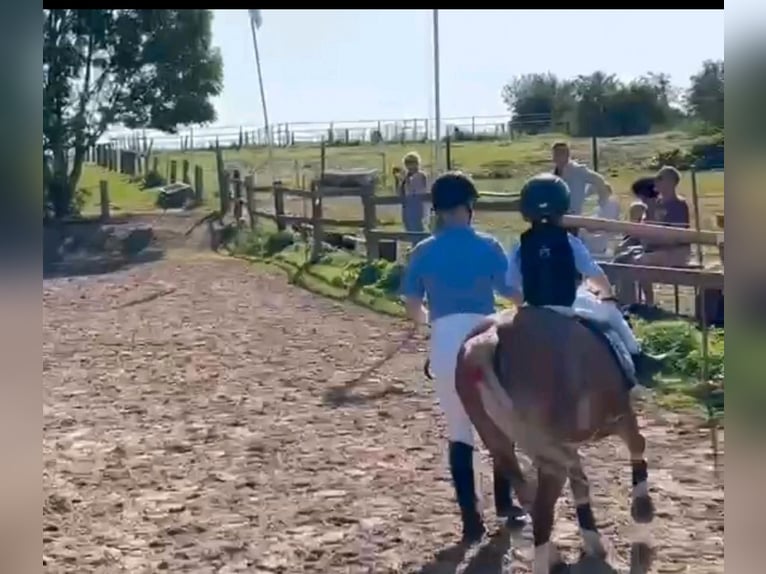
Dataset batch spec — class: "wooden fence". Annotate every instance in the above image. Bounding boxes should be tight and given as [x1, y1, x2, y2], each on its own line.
[243, 176, 724, 295]
[89, 143, 724, 317]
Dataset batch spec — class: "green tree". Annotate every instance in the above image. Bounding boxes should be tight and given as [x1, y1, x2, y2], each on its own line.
[500, 73, 575, 134]
[686, 59, 724, 129]
[43, 9, 223, 218]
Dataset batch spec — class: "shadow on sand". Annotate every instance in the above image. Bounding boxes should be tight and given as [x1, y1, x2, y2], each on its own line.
[414, 530, 652, 574]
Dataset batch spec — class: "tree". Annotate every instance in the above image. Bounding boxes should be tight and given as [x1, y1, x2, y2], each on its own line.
[43, 10, 223, 218]
[501, 73, 574, 134]
[686, 60, 724, 129]
[500, 70, 679, 138]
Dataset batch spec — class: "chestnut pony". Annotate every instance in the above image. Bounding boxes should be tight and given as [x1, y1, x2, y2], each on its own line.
[454, 306, 655, 574]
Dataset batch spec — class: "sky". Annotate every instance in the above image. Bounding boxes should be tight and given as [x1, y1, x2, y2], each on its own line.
[209, 9, 726, 130]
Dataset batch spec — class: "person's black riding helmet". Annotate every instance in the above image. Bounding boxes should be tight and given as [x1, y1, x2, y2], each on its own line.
[519, 173, 571, 222]
[430, 171, 479, 212]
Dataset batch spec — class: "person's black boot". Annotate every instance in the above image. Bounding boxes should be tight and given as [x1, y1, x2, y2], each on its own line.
[492, 464, 528, 529]
[632, 350, 667, 385]
[448, 442, 485, 544]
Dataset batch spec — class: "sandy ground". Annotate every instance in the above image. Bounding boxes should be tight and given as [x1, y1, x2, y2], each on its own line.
[43, 246, 724, 573]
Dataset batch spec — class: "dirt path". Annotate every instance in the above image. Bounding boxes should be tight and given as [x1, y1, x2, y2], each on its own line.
[43, 254, 723, 574]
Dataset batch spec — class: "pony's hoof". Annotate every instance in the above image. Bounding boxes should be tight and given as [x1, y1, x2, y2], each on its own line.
[533, 543, 565, 574]
[580, 529, 608, 560]
[631, 495, 655, 523]
[629, 541, 654, 574]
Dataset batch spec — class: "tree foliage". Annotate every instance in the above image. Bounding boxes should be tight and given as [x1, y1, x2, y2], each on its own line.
[43, 9, 223, 217]
[685, 59, 724, 130]
[501, 61, 722, 138]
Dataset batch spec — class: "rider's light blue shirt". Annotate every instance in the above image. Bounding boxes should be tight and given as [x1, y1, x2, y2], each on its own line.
[401, 225, 515, 322]
[506, 233, 605, 297]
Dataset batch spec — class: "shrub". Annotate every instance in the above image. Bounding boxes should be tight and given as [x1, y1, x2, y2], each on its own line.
[142, 170, 166, 189]
[263, 230, 295, 256]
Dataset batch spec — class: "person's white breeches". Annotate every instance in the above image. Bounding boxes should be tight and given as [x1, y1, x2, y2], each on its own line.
[429, 313, 489, 446]
[545, 287, 640, 355]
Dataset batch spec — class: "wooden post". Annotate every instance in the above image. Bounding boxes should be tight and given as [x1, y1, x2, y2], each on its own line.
[310, 186, 324, 263]
[591, 136, 599, 172]
[361, 185, 379, 261]
[245, 176, 255, 230]
[220, 171, 230, 215]
[445, 136, 452, 170]
[320, 140, 326, 177]
[214, 145, 228, 214]
[99, 180, 110, 221]
[233, 175, 243, 221]
[152, 156, 159, 173]
[169, 160, 177, 183]
[273, 181, 286, 232]
[194, 165, 204, 204]
[182, 159, 190, 184]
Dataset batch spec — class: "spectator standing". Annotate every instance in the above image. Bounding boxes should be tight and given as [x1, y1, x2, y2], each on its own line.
[551, 141, 613, 218]
[399, 152, 429, 239]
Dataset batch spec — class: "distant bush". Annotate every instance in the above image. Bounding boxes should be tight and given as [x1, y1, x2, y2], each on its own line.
[142, 170, 167, 189]
[648, 132, 724, 171]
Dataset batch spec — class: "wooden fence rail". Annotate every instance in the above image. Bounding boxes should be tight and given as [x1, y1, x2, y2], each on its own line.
[246, 178, 724, 300]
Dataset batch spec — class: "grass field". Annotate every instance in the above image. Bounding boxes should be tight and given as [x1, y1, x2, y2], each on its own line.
[86, 130, 725, 248]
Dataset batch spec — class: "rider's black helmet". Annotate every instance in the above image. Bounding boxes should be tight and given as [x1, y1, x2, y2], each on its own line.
[430, 171, 479, 212]
[519, 173, 571, 223]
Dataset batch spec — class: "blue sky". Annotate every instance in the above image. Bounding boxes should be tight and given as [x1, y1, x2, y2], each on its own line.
[209, 9, 725, 128]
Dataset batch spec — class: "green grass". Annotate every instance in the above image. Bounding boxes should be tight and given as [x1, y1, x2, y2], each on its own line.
[78, 165, 159, 215]
[229, 225, 724, 416]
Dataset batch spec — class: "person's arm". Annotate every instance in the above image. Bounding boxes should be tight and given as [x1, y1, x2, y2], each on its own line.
[414, 171, 428, 195]
[582, 166, 612, 198]
[628, 202, 647, 223]
[570, 235, 616, 301]
[504, 243, 525, 307]
[488, 237, 520, 302]
[400, 245, 429, 326]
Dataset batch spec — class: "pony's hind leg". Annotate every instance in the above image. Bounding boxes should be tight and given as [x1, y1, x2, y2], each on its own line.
[568, 450, 607, 559]
[617, 411, 655, 524]
[532, 461, 567, 574]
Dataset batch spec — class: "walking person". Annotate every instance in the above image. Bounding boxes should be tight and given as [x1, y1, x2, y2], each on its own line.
[398, 152, 429, 241]
[551, 141, 613, 234]
[400, 172, 526, 543]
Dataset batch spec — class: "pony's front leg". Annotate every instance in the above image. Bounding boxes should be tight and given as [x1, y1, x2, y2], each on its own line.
[532, 465, 566, 574]
[618, 412, 655, 523]
[568, 450, 607, 559]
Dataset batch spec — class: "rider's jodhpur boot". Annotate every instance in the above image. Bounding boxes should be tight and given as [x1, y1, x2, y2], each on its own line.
[492, 464, 528, 528]
[448, 441, 486, 543]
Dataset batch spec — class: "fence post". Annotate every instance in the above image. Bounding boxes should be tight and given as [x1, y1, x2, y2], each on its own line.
[310, 184, 324, 263]
[233, 173, 244, 221]
[361, 185, 379, 261]
[99, 180, 110, 221]
[220, 171, 230, 215]
[182, 159, 190, 184]
[152, 156, 159, 173]
[194, 165, 204, 205]
[591, 136, 599, 172]
[273, 181, 286, 232]
[245, 175, 255, 230]
[170, 160, 177, 183]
